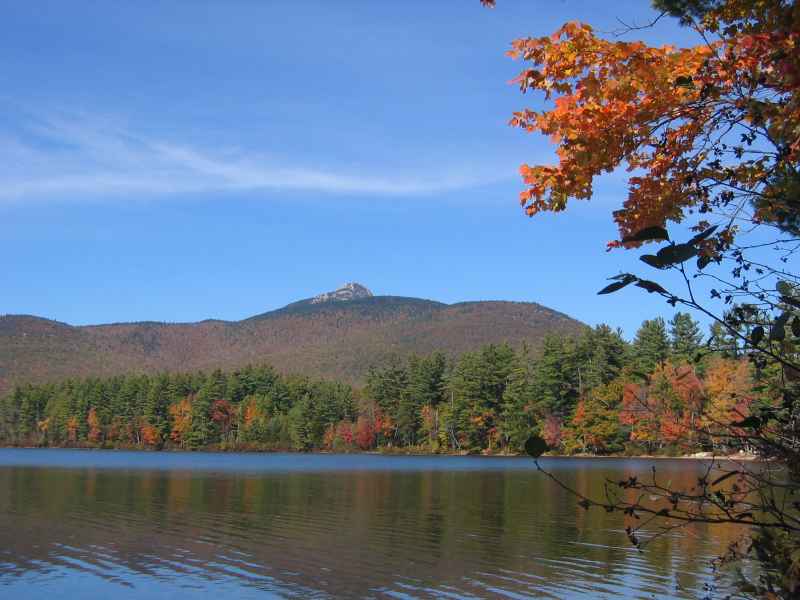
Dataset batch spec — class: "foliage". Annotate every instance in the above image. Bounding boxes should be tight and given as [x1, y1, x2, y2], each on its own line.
[0, 320, 753, 456]
[669, 312, 704, 364]
[631, 318, 671, 375]
[563, 379, 627, 454]
[505, 2, 798, 252]
[488, 0, 800, 594]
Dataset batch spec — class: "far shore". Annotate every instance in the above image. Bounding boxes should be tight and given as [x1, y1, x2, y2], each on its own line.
[0, 444, 761, 461]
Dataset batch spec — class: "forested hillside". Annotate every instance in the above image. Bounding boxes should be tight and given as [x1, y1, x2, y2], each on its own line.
[0, 313, 759, 456]
[0, 286, 584, 396]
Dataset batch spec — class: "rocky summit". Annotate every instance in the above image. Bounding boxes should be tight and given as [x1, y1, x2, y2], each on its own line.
[310, 282, 374, 304]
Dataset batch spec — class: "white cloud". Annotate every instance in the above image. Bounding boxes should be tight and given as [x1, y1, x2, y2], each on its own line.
[0, 113, 513, 202]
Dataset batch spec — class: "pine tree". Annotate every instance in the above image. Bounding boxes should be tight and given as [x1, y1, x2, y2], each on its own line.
[576, 325, 629, 391]
[406, 352, 446, 447]
[708, 320, 742, 358]
[669, 312, 703, 363]
[144, 374, 171, 444]
[366, 361, 408, 423]
[531, 335, 578, 418]
[631, 318, 670, 375]
[500, 346, 536, 452]
[445, 344, 514, 450]
[186, 369, 226, 448]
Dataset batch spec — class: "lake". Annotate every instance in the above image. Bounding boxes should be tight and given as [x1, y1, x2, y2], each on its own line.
[0, 450, 743, 599]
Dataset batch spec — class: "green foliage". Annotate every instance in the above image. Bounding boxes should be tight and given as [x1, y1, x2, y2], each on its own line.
[445, 344, 515, 450]
[632, 318, 670, 375]
[652, 0, 722, 23]
[669, 312, 703, 364]
[500, 346, 537, 452]
[530, 335, 578, 418]
[748, 528, 800, 596]
[563, 379, 627, 455]
[0, 315, 766, 460]
[708, 320, 741, 359]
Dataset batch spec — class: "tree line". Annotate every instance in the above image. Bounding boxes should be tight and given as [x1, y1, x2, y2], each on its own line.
[0, 312, 762, 455]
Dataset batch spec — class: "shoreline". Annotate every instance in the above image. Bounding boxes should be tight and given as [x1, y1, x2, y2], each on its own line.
[0, 445, 760, 461]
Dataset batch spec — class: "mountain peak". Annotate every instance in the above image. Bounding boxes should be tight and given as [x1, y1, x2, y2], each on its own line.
[310, 282, 374, 304]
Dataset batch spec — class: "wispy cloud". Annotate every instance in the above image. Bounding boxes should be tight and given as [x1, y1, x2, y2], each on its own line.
[0, 112, 512, 202]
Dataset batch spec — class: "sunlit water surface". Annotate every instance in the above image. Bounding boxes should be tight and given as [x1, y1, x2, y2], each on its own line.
[0, 450, 744, 599]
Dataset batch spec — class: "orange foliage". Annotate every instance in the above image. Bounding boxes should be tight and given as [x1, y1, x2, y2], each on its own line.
[323, 423, 336, 449]
[241, 397, 263, 430]
[169, 397, 192, 446]
[621, 362, 703, 449]
[36, 417, 50, 435]
[504, 4, 799, 245]
[374, 408, 395, 440]
[66, 416, 79, 443]
[355, 416, 376, 450]
[87, 407, 102, 443]
[566, 381, 624, 454]
[141, 423, 160, 447]
[702, 357, 753, 441]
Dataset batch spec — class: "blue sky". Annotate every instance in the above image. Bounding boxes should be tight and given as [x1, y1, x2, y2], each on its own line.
[1, 1, 707, 337]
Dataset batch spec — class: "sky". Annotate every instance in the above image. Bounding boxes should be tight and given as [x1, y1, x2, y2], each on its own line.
[1, 0, 709, 338]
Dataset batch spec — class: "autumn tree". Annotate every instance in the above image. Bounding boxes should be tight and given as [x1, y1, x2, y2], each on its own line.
[493, 0, 800, 593]
[701, 356, 754, 450]
[564, 379, 626, 454]
[169, 397, 192, 448]
[355, 415, 376, 450]
[86, 407, 102, 444]
[211, 399, 237, 445]
[66, 415, 79, 444]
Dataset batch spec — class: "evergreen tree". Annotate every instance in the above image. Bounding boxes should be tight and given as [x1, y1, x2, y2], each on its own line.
[406, 352, 447, 447]
[366, 361, 408, 443]
[631, 318, 670, 375]
[708, 320, 742, 358]
[445, 344, 515, 450]
[531, 335, 578, 418]
[575, 325, 629, 391]
[144, 374, 171, 444]
[288, 394, 322, 450]
[669, 312, 703, 363]
[186, 369, 226, 448]
[500, 345, 536, 452]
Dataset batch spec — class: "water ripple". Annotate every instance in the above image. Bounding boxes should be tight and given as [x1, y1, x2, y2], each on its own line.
[0, 451, 742, 599]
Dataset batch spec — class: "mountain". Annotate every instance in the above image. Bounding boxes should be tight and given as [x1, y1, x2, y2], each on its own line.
[0, 283, 585, 395]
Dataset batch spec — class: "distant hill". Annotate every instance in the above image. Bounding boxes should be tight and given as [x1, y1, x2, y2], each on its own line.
[0, 283, 585, 395]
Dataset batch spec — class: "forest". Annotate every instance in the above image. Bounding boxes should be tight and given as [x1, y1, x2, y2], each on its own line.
[0, 312, 762, 456]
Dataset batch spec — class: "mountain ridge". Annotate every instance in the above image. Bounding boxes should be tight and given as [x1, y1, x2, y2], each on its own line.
[0, 285, 586, 395]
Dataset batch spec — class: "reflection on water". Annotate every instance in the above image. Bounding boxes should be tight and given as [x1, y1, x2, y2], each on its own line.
[0, 450, 741, 599]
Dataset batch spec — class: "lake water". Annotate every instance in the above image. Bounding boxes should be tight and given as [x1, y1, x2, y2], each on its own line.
[0, 450, 743, 599]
